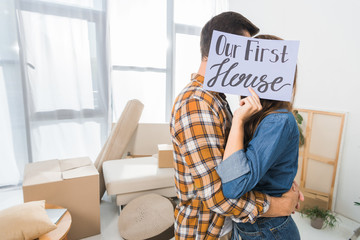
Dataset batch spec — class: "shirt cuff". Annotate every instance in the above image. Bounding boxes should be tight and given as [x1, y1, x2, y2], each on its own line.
[230, 192, 270, 223]
[262, 195, 270, 214]
[216, 149, 250, 183]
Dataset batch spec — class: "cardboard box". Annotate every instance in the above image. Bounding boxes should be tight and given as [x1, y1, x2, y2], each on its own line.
[158, 144, 174, 168]
[23, 157, 100, 240]
[298, 189, 329, 211]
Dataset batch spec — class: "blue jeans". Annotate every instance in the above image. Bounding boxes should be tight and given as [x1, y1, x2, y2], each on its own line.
[231, 216, 300, 240]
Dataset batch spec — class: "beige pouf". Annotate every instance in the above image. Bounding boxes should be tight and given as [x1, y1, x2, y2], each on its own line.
[118, 193, 175, 240]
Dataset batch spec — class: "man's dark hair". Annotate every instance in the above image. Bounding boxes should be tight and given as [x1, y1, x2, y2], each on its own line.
[200, 11, 259, 59]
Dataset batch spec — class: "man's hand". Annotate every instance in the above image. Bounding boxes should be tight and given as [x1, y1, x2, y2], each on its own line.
[262, 181, 304, 217]
[293, 181, 304, 213]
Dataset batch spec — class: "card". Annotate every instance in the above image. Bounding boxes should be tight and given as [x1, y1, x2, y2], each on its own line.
[204, 30, 299, 102]
[46, 208, 67, 224]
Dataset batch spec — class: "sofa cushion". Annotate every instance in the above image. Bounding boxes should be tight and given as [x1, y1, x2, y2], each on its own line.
[0, 200, 56, 240]
[103, 157, 174, 195]
[118, 194, 174, 240]
[95, 99, 144, 199]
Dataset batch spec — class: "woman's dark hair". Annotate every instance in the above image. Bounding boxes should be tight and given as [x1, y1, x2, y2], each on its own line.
[200, 11, 259, 60]
[243, 34, 298, 147]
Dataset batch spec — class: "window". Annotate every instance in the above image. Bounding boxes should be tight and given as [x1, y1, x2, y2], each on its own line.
[0, 0, 110, 187]
[0, 0, 29, 186]
[110, 0, 167, 123]
[17, 0, 109, 162]
[110, 0, 228, 123]
[0, 0, 227, 187]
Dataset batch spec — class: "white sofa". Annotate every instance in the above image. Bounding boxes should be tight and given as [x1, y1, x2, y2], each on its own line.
[103, 157, 175, 206]
[97, 99, 176, 206]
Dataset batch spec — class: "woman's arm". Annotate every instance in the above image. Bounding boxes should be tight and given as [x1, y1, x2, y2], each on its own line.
[222, 119, 245, 160]
[217, 88, 300, 199]
[223, 88, 262, 160]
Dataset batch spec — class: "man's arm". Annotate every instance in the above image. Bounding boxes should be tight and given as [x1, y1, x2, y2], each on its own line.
[263, 181, 304, 217]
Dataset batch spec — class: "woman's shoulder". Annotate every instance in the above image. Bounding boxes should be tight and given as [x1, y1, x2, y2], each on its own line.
[258, 110, 299, 138]
[260, 110, 297, 129]
[263, 110, 294, 121]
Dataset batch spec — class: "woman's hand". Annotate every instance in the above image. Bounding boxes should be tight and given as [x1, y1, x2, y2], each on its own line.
[233, 87, 262, 126]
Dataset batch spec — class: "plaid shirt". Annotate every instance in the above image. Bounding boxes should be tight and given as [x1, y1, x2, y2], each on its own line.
[170, 74, 270, 240]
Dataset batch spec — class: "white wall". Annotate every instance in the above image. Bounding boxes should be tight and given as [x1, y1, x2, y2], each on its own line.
[228, 0, 360, 222]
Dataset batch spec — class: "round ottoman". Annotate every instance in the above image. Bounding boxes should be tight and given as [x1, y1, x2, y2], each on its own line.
[118, 193, 175, 240]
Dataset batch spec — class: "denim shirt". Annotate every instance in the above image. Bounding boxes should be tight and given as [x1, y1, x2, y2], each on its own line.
[216, 110, 299, 198]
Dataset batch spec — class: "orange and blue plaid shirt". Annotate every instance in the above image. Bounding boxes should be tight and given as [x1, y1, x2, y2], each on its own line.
[170, 74, 270, 240]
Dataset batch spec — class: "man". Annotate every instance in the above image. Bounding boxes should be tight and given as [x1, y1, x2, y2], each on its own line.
[170, 12, 302, 240]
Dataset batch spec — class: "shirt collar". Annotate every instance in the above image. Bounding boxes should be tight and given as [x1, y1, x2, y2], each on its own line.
[191, 73, 204, 84]
[191, 73, 232, 116]
[192, 73, 228, 101]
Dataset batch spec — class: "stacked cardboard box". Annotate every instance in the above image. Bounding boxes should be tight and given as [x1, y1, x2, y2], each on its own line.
[158, 144, 174, 168]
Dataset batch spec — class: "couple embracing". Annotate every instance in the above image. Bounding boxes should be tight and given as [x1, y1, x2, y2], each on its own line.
[170, 11, 302, 240]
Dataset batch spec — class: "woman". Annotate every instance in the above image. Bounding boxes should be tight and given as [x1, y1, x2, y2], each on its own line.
[216, 35, 301, 240]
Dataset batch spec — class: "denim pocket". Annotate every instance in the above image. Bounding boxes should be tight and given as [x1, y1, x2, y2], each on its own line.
[270, 216, 300, 240]
[234, 223, 264, 240]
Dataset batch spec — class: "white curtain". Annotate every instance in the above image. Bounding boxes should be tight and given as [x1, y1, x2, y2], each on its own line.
[0, 0, 110, 187]
[0, 0, 26, 186]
